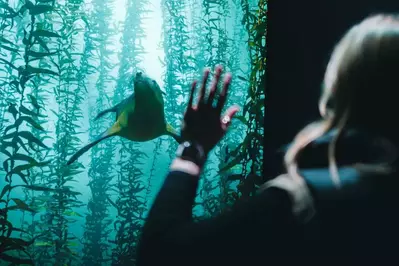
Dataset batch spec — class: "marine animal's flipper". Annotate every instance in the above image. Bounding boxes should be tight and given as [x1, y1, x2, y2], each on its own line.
[165, 123, 183, 144]
[95, 106, 117, 121]
[66, 123, 122, 165]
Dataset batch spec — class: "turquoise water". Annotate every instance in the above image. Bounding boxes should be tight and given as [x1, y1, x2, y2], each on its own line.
[0, 0, 265, 265]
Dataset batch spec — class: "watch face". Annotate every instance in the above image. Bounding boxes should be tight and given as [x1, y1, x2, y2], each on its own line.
[182, 143, 198, 159]
[176, 141, 204, 162]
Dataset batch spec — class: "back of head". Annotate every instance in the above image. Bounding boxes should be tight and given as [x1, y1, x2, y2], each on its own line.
[321, 14, 399, 135]
[285, 14, 399, 186]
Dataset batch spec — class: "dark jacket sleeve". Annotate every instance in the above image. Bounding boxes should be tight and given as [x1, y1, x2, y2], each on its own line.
[136, 170, 298, 266]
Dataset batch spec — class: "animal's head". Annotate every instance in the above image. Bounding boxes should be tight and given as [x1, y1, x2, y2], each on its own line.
[133, 72, 165, 96]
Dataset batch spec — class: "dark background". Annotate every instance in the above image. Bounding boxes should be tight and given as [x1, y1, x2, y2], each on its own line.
[265, 0, 399, 176]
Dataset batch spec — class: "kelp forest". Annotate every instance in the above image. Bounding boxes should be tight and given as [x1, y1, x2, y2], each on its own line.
[0, 0, 266, 264]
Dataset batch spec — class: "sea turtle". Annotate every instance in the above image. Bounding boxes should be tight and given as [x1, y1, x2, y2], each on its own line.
[66, 72, 182, 165]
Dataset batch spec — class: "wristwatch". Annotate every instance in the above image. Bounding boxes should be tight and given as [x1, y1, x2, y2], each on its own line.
[175, 141, 206, 166]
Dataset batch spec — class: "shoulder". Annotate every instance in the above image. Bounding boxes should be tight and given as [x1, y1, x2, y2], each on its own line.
[300, 166, 384, 202]
[262, 166, 374, 223]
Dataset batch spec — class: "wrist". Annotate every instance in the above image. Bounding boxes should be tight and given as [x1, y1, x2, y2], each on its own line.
[175, 141, 207, 167]
[170, 157, 202, 176]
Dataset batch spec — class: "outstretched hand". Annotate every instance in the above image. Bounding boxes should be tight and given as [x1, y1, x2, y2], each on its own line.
[181, 65, 239, 155]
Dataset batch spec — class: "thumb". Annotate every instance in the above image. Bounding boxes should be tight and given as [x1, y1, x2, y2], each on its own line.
[225, 105, 240, 119]
[222, 105, 240, 130]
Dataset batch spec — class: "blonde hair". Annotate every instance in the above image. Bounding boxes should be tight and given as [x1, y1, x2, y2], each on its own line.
[285, 14, 399, 188]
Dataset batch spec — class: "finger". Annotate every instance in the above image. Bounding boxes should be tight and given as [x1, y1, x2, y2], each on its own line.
[187, 80, 197, 107]
[207, 65, 223, 105]
[221, 105, 240, 130]
[198, 68, 210, 104]
[216, 73, 232, 112]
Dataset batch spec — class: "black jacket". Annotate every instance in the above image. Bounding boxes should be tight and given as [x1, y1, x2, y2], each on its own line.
[137, 130, 399, 265]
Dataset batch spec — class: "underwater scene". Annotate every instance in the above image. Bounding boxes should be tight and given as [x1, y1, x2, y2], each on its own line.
[0, 0, 266, 264]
